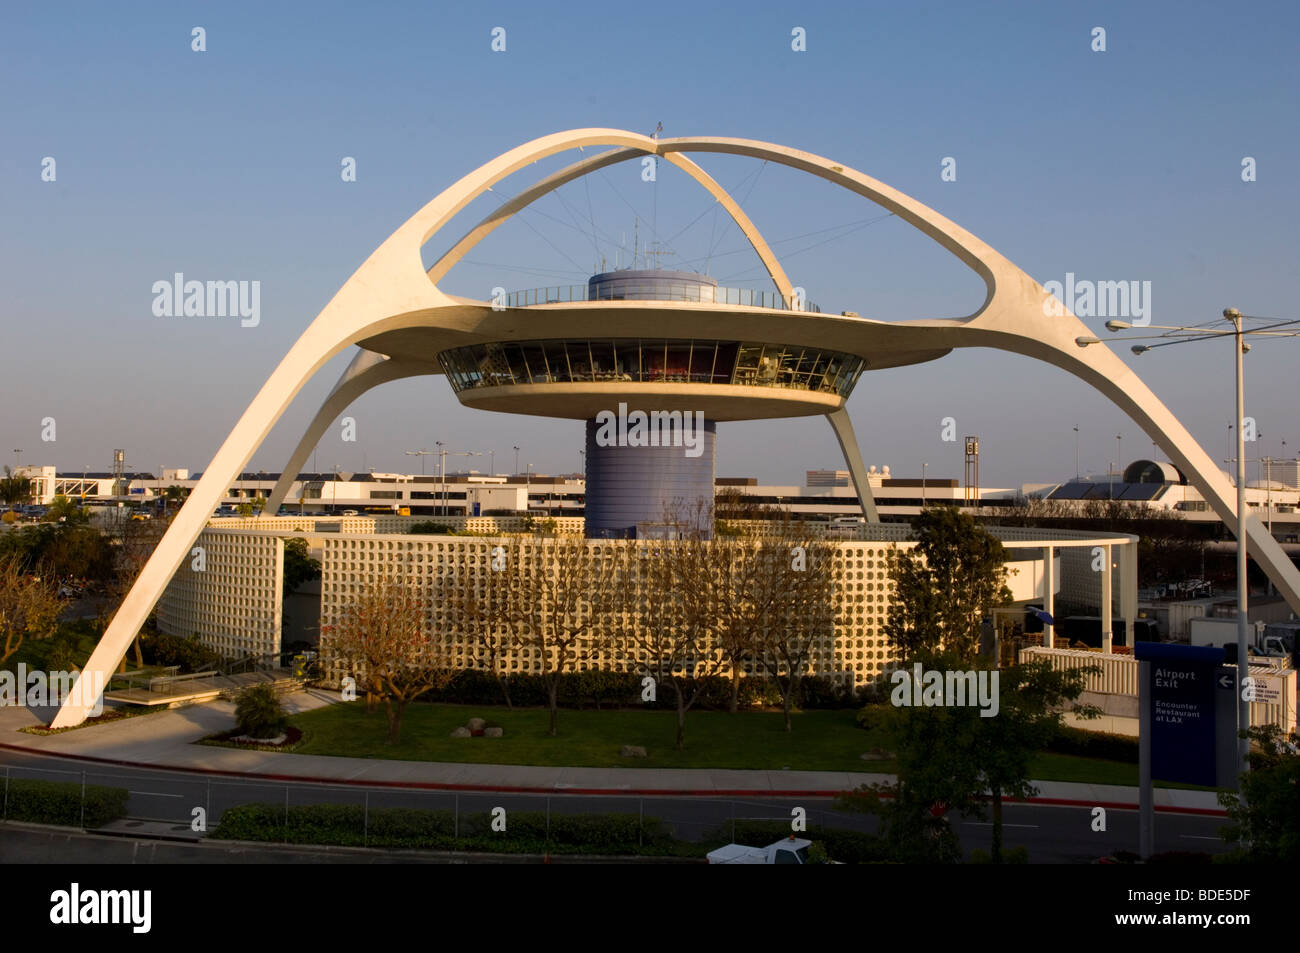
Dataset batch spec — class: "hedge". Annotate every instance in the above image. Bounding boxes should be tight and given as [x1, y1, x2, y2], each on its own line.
[211, 804, 683, 855]
[2, 778, 129, 827]
[409, 668, 861, 711]
[1043, 725, 1139, 763]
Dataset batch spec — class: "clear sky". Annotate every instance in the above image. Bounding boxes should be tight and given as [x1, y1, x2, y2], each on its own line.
[3, 1, 1297, 488]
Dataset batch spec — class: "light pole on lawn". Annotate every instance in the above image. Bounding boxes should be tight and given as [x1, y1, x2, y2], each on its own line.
[1079, 309, 1300, 777]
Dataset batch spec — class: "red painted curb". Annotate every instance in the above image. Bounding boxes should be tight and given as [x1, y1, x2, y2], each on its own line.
[0, 742, 1229, 815]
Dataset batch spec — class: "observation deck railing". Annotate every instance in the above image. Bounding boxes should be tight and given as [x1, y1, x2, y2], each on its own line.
[504, 284, 820, 313]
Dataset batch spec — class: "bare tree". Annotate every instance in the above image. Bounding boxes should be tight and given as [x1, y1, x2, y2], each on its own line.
[503, 536, 619, 736]
[0, 553, 66, 666]
[330, 576, 453, 744]
[752, 532, 839, 731]
[440, 544, 521, 708]
[609, 531, 729, 751]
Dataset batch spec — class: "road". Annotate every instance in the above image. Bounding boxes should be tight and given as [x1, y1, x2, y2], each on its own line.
[0, 750, 1231, 863]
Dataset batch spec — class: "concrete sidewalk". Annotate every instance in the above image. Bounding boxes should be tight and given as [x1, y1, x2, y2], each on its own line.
[0, 693, 1226, 813]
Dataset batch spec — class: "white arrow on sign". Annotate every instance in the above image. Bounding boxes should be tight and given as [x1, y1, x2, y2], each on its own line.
[1216, 674, 1235, 689]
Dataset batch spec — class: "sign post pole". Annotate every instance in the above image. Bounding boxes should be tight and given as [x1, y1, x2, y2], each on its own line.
[1135, 642, 1231, 859]
[1138, 659, 1153, 858]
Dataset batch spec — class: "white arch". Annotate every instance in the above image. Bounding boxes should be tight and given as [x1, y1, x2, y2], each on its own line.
[52, 127, 1300, 727]
[428, 146, 795, 304]
[264, 350, 440, 514]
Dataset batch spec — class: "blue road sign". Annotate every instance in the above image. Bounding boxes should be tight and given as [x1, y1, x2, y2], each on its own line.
[1136, 642, 1226, 786]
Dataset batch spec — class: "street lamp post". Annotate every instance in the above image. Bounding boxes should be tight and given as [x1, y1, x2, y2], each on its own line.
[513, 446, 520, 477]
[436, 448, 483, 516]
[921, 462, 927, 507]
[1229, 309, 1249, 783]
[404, 449, 434, 476]
[436, 441, 445, 515]
[1082, 310, 1300, 778]
[1073, 426, 1080, 481]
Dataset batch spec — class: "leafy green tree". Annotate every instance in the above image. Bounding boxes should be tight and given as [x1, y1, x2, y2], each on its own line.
[42, 494, 88, 525]
[42, 525, 115, 581]
[1219, 724, 1300, 862]
[408, 521, 455, 535]
[46, 630, 81, 672]
[282, 538, 321, 597]
[965, 659, 1097, 861]
[0, 467, 31, 506]
[162, 485, 190, 516]
[884, 507, 1012, 665]
[844, 652, 1096, 863]
[0, 554, 66, 666]
[0, 523, 113, 581]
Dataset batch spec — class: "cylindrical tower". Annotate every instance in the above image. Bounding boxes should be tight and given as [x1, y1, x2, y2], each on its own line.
[587, 268, 718, 303]
[585, 270, 719, 538]
[584, 414, 716, 538]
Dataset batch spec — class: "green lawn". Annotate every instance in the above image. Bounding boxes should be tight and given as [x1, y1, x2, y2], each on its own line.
[289, 701, 1189, 789]
[293, 703, 875, 772]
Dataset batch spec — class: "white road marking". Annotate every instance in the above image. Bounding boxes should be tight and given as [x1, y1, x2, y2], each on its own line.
[128, 791, 184, 798]
[963, 822, 1038, 828]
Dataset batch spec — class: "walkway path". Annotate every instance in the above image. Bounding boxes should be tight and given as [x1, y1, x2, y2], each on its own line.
[0, 692, 1225, 813]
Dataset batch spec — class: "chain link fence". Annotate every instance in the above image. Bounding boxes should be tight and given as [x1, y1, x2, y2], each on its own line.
[0, 761, 876, 850]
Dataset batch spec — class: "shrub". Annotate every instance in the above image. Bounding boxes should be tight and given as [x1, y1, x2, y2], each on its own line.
[211, 804, 676, 854]
[140, 631, 225, 673]
[855, 703, 889, 732]
[388, 668, 857, 711]
[235, 683, 288, 739]
[1043, 725, 1139, 763]
[798, 675, 858, 709]
[408, 522, 456, 535]
[2, 778, 128, 827]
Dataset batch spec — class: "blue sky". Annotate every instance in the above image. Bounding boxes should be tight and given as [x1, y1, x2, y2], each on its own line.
[2, 0, 1297, 487]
